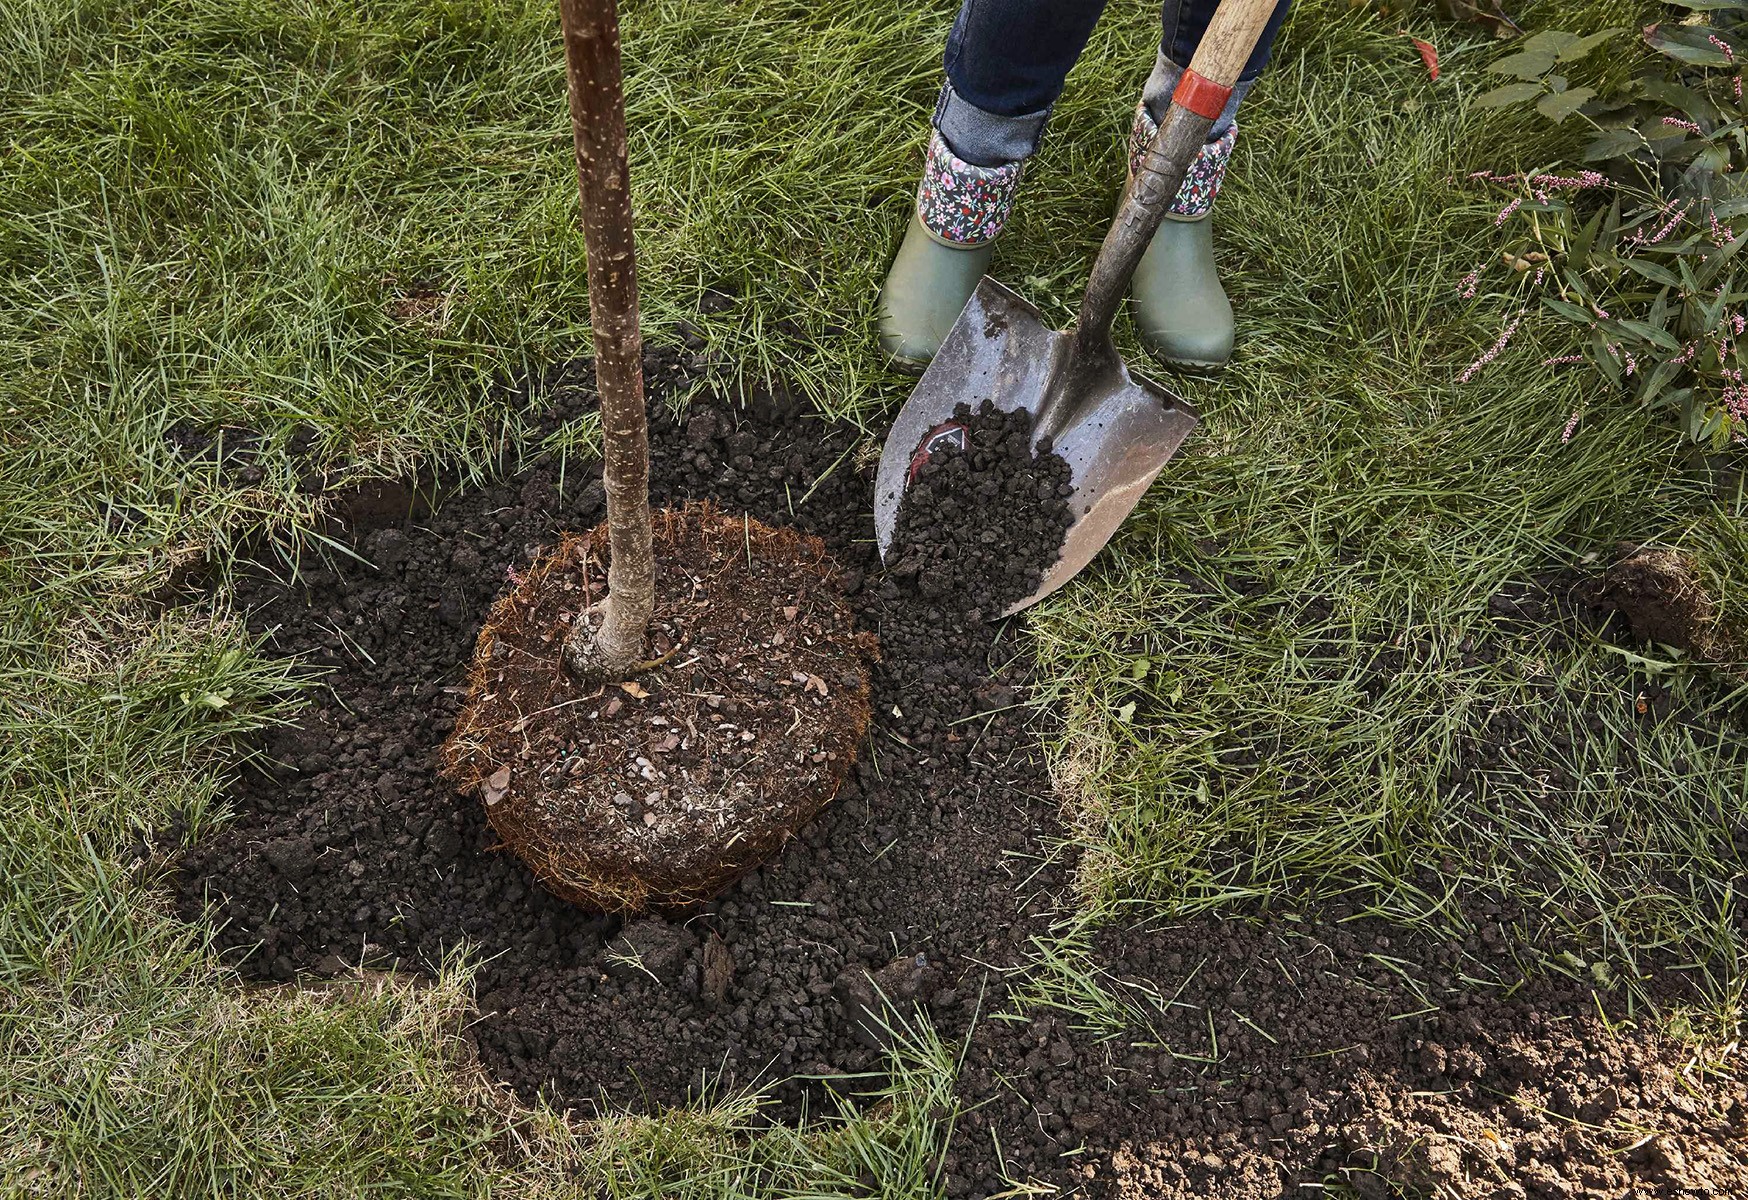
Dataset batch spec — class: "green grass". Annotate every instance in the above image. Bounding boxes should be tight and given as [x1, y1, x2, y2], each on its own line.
[1026, 2, 1748, 995]
[4, 0, 1746, 1193]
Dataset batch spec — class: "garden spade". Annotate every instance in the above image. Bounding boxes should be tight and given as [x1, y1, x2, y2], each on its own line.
[873, 0, 1281, 615]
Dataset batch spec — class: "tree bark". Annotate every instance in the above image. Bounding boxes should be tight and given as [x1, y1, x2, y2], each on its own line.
[557, 0, 654, 683]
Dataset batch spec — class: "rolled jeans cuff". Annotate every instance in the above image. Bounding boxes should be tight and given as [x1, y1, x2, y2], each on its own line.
[1141, 50, 1255, 142]
[932, 81, 1050, 168]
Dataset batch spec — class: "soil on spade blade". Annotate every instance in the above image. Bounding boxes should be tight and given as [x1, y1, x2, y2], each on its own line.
[442, 506, 872, 911]
[173, 358, 1748, 1198]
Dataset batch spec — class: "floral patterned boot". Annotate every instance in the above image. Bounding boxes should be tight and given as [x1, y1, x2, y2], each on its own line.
[877, 131, 1022, 372]
[1127, 104, 1238, 370]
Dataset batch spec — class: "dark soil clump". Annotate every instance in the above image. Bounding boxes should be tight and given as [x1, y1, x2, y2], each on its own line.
[882, 401, 1073, 618]
[441, 505, 871, 910]
[1493, 546, 1741, 666]
[1591, 544, 1727, 657]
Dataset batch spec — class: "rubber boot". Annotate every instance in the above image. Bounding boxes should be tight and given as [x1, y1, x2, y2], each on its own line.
[878, 132, 1022, 373]
[1127, 106, 1239, 370]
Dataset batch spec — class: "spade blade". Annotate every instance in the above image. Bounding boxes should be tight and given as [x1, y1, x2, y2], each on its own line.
[873, 276, 1198, 617]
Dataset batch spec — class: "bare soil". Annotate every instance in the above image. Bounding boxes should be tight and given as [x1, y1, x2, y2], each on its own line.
[442, 505, 871, 910]
[172, 353, 1748, 1198]
[954, 919, 1748, 1198]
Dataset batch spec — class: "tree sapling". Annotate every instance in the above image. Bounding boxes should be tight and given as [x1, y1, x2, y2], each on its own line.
[439, 0, 874, 912]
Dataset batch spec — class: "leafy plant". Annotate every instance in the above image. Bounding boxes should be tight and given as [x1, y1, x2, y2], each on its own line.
[1463, 9, 1748, 446]
[1474, 28, 1622, 122]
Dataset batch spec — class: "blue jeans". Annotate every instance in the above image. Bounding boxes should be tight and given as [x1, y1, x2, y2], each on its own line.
[934, 0, 1293, 166]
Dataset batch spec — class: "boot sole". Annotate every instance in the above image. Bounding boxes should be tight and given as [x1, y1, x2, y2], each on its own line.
[881, 348, 932, 377]
[1147, 350, 1229, 374]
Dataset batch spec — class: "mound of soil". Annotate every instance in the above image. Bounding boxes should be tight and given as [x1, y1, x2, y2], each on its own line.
[173, 354, 1748, 1197]
[882, 401, 1074, 615]
[176, 374, 1076, 1110]
[441, 505, 872, 910]
[1492, 545, 1742, 669]
[1591, 544, 1727, 657]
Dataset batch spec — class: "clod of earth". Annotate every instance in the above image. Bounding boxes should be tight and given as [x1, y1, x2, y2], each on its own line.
[835, 951, 943, 1049]
[441, 504, 873, 911]
[1591, 544, 1735, 661]
[884, 400, 1074, 613]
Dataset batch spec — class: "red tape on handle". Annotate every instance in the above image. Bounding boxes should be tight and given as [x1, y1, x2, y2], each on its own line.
[1171, 69, 1232, 121]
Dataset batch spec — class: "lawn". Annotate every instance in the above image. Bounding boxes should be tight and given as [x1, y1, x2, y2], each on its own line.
[4, 0, 1747, 1195]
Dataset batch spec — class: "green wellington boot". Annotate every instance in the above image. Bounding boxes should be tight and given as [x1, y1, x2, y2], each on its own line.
[877, 132, 1022, 373]
[1126, 105, 1239, 370]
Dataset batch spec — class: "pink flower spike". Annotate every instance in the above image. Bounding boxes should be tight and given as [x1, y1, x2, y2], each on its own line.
[1662, 117, 1702, 133]
[1542, 355, 1586, 366]
[1458, 314, 1524, 384]
[1529, 171, 1605, 190]
[1561, 410, 1582, 444]
[1630, 200, 1692, 248]
[1710, 33, 1735, 62]
[1727, 385, 1748, 426]
[1458, 260, 1486, 299]
[1495, 198, 1522, 226]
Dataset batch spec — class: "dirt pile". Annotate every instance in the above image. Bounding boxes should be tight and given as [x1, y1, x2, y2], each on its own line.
[881, 401, 1073, 615]
[1591, 544, 1741, 664]
[176, 375, 1077, 1112]
[1493, 545, 1742, 668]
[173, 357, 1748, 1197]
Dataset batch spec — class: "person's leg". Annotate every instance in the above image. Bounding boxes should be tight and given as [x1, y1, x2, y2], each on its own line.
[879, 0, 1108, 371]
[938, 0, 1110, 166]
[1128, 0, 1292, 368]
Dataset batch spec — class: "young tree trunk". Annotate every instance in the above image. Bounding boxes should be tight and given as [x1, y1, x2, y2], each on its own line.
[558, 0, 654, 683]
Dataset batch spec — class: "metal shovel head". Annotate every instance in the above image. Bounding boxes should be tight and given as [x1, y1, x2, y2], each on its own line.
[874, 276, 1199, 616]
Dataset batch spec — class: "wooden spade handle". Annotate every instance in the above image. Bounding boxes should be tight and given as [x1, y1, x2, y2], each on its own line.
[1185, 0, 1282, 86]
[1070, 0, 1280, 358]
